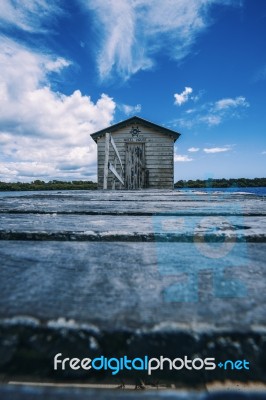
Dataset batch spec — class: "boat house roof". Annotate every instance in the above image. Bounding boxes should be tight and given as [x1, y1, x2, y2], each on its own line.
[90, 116, 181, 143]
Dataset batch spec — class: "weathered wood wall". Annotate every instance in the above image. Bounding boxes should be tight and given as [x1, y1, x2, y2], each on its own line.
[96, 125, 175, 189]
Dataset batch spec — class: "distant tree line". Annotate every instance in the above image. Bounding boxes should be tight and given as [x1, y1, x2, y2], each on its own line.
[0, 178, 265, 191]
[0, 180, 97, 191]
[174, 177, 266, 188]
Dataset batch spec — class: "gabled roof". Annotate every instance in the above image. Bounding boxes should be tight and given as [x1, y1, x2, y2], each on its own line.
[90, 116, 181, 142]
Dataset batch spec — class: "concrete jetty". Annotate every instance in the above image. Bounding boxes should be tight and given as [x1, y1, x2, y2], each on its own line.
[0, 189, 265, 398]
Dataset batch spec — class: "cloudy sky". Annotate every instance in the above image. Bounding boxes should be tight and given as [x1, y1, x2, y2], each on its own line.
[0, 0, 265, 182]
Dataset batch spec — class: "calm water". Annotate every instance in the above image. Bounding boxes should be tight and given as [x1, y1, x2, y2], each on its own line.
[0, 190, 87, 197]
[0, 187, 265, 197]
[177, 187, 266, 196]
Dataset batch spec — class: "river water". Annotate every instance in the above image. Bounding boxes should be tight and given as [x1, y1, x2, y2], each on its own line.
[177, 187, 266, 196]
[0, 187, 265, 197]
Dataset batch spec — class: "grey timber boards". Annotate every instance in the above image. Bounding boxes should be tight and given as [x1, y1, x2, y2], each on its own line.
[0, 215, 266, 241]
[1, 241, 265, 325]
[0, 190, 265, 215]
[0, 385, 266, 400]
[0, 190, 265, 389]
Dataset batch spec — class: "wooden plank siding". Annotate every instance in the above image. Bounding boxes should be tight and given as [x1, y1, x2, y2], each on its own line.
[96, 125, 175, 189]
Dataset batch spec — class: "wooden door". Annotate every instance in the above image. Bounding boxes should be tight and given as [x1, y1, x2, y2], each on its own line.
[125, 143, 146, 189]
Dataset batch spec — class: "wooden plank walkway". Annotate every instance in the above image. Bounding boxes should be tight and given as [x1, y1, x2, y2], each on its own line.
[0, 189, 265, 397]
[1, 383, 266, 399]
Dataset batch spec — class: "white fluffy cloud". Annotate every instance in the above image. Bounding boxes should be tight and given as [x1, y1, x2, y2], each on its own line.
[0, 0, 62, 32]
[119, 103, 142, 116]
[214, 96, 249, 110]
[175, 94, 249, 128]
[83, 0, 240, 80]
[0, 37, 116, 181]
[200, 115, 222, 126]
[174, 151, 193, 162]
[201, 96, 249, 126]
[188, 147, 200, 152]
[174, 87, 193, 106]
[203, 147, 232, 154]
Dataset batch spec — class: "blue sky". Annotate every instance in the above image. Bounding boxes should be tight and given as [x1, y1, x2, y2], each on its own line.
[0, 0, 265, 182]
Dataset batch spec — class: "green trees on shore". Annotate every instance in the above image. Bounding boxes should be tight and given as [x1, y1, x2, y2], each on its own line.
[0, 177, 265, 191]
[0, 180, 97, 191]
[174, 177, 266, 188]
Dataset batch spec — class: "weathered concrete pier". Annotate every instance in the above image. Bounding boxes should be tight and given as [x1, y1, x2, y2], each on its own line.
[0, 189, 265, 399]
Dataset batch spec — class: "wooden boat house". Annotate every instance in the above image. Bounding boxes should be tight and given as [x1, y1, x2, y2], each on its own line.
[90, 116, 180, 190]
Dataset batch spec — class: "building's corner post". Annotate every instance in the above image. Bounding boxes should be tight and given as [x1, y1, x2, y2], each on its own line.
[172, 139, 175, 190]
[103, 132, 110, 189]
